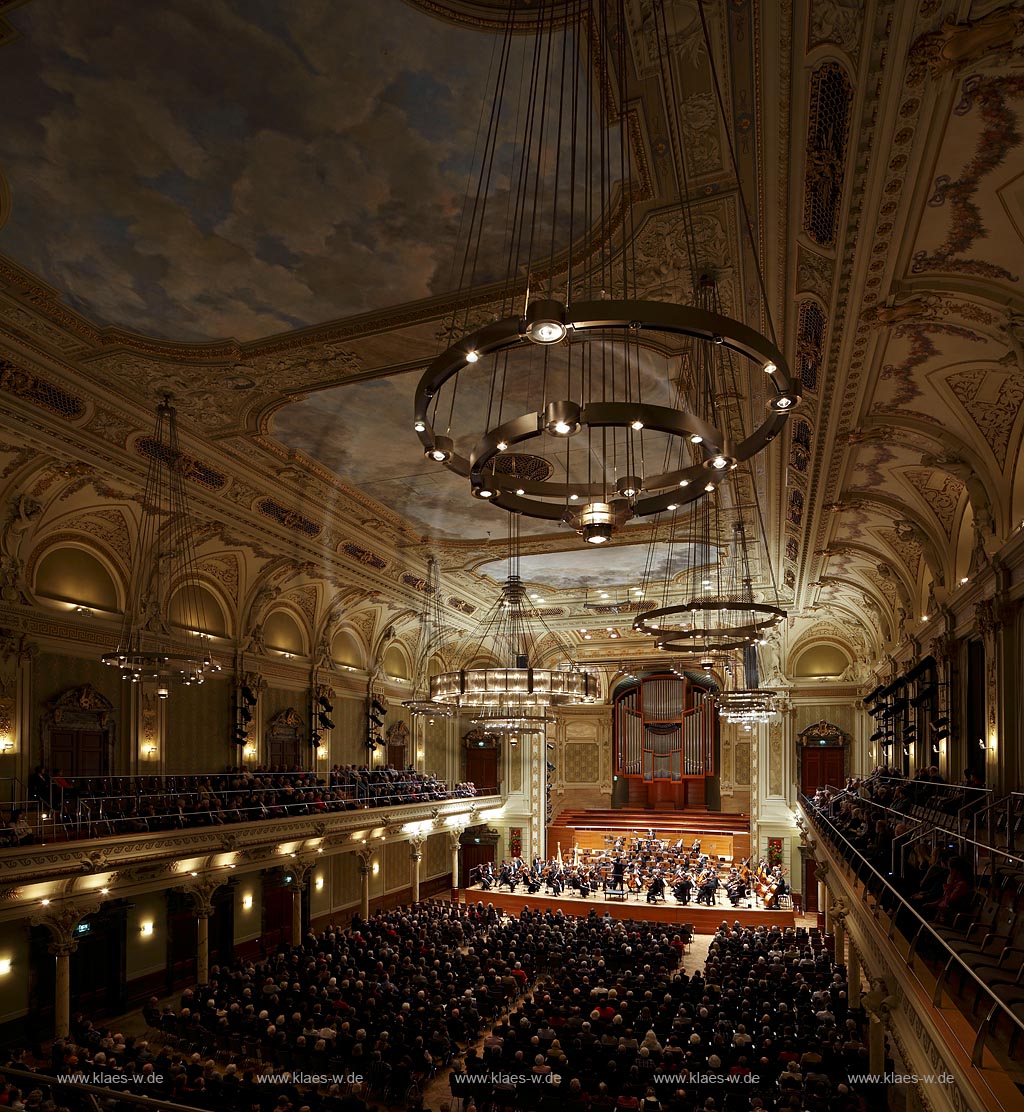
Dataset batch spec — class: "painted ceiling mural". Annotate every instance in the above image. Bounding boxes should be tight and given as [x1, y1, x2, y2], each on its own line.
[0, 0, 596, 342]
[4, 0, 1024, 673]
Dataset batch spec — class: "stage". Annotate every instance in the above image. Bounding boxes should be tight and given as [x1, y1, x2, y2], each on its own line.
[457, 885, 796, 931]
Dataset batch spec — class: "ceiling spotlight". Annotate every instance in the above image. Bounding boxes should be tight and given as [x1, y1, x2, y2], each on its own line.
[516, 487, 525, 496]
[764, 361, 777, 375]
[770, 394, 797, 412]
[474, 486, 495, 499]
[679, 479, 689, 488]
[465, 350, 480, 363]
[525, 298, 568, 344]
[630, 419, 644, 431]
[667, 503, 678, 511]
[426, 436, 454, 463]
[616, 476, 642, 499]
[569, 492, 578, 501]
[690, 433, 703, 445]
[496, 440, 508, 451]
[704, 481, 715, 492]
[545, 399, 582, 437]
[712, 455, 729, 469]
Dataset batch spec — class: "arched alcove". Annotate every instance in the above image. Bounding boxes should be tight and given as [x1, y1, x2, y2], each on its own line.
[331, 628, 365, 669]
[168, 584, 230, 638]
[382, 642, 411, 680]
[792, 643, 851, 678]
[264, 609, 307, 655]
[34, 546, 120, 612]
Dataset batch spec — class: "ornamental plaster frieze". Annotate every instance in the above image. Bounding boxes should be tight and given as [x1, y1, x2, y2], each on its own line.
[795, 0, 924, 606]
[0, 794, 501, 891]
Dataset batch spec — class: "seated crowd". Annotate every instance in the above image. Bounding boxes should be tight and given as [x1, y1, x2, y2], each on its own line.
[0, 902, 880, 1112]
[3, 766, 478, 844]
[807, 766, 979, 918]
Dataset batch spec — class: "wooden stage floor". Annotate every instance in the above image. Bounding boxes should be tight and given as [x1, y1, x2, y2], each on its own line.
[457, 885, 796, 932]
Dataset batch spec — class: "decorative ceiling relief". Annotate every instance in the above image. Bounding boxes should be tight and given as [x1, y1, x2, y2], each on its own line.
[876, 322, 986, 407]
[200, 554, 240, 605]
[876, 526, 923, 582]
[910, 72, 1024, 288]
[901, 467, 966, 538]
[945, 367, 1024, 467]
[808, 0, 863, 59]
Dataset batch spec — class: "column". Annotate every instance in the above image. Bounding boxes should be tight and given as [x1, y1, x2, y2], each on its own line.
[848, 943, 862, 1009]
[863, 979, 893, 1076]
[289, 876, 304, 947]
[357, 851, 371, 920]
[196, 911, 211, 985]
[50, 941, 76, 1039]
[869, 1010, 886, 1075]
[817, 861, 829, 928]
[410, 837, 424, 903]
[185, 882, 220, 984]
[829, 903, 847, 963]
[449, 829, 463, 893]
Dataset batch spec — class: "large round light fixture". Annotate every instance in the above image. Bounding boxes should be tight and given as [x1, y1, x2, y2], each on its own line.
[415, 299, 799, 533]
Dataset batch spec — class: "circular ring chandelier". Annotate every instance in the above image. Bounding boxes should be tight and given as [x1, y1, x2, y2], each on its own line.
[414, 0, 799, 544]
[635, 598, 786, 654]
[415, 299, 800, 536]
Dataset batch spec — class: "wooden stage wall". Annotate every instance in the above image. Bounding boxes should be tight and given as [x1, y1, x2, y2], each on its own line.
[456, 888, 796, 932]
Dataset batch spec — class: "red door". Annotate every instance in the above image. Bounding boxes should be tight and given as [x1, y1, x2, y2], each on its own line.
[801, 746, 845, 796]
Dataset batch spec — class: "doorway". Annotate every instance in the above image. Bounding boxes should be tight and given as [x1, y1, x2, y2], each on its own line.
[800, 745, 845, 796]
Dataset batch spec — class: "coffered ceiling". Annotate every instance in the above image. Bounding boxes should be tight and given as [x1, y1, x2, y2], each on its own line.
[0, 0, 1023, 677]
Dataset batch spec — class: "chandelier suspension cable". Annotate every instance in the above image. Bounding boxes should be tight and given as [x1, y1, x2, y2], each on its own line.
[415, 0, 800, 535]
[102, 397, 220, 694]
[696, 0, 778, 350]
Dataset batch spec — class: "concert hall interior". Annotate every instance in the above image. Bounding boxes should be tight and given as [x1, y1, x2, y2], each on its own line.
[2, 1, 1024, 1110]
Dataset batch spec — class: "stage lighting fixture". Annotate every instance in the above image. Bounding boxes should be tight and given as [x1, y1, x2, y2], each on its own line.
[242, 686, 258, 706]
[318, 696, 334, 713]
[372, 699, 387, 715]
[318, 713, 335, 730]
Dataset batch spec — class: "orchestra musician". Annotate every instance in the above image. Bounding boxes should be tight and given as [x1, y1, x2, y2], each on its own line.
[646, 873, 666, 903]
[672, 872, 693, 904]
[479, 861, 494, 890]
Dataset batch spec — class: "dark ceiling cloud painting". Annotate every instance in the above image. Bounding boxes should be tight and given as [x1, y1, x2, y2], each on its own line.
[0, 1, 593, 342]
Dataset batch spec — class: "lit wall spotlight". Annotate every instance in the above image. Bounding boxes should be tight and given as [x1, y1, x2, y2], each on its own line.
[0, 958, 10, 975]
[140, 921, 154, 936]
[242, 894, 253, 910]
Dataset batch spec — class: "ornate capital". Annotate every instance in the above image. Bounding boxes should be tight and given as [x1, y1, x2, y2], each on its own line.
[180, 878, 224, 917]
[31, 898, 101, 950]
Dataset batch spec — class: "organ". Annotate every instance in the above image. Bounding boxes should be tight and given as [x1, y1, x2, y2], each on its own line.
[613, 672, 716, 784]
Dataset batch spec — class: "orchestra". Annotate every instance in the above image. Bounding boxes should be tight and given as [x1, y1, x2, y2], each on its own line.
[467, 831, 789, 910]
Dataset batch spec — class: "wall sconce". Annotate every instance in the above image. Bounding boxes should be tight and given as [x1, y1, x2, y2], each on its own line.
[315, 875, 324, 891]
[143, 745, 157, 756]
[372, 861, 380, 875]
[0, 738, 13, 753]
[243, 744, 256, 758]
[416, 748, 424, 760]
[241, 894, 253, 910]
[0, 958, 10, 975]
[139, 921, 154, 936]
[979, 737, 988, 751]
